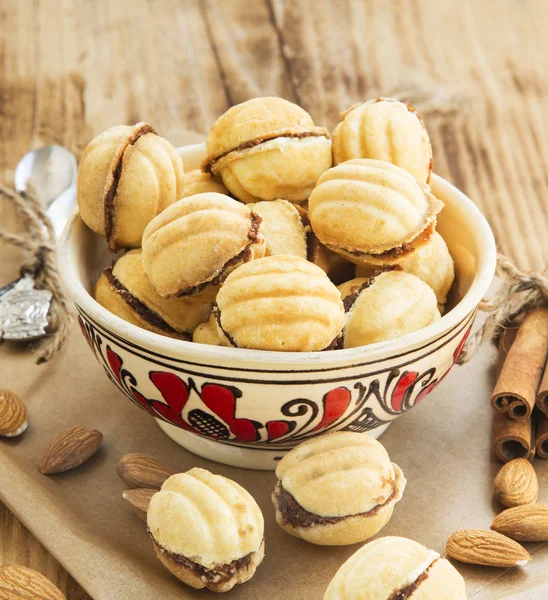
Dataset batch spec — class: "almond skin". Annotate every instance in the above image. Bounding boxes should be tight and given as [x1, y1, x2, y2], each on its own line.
[492, 504, 548, 541]
[446, 529, 531, 567]
[0, 389, 28, 437]
[117, 453, 175, 489]
[122, 488, 157, 522]
[40, 426, 103, 474]
[494, 458, 538, 507]
[0, 565, 66, 600]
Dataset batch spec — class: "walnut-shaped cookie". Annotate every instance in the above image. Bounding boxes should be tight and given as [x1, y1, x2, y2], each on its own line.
[203, 97, 332, 203]
[193, 314, 231, 347]
[332, 98, 433, 184]
[147, 468, 264, 593]
[356, 231, 455, 311]
[272, 432, 406, 545]
[249, 200, 354, 284]
[142, 193, 266, 301]
[308, 159, 443, 267]
[214, 255, 345, 352]
[338, 271, 440, 348]
[324, 536, 467, 600]
[95, 250, 210, 339]
[78, 123, 184, 252]
[183, 169, 229, 197]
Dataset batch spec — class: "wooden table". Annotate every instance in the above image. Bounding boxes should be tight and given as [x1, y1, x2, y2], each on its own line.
[1, 1, 547, 597]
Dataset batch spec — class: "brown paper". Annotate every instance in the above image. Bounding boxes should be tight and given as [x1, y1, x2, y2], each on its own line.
[491, 307, 548, 420]
[2, 321, 548, 599]
[2, 134, 548, 599]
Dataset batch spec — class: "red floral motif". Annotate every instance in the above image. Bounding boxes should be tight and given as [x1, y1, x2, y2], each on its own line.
[200, 383, 260, 442]
[266, 421, 292, 439]
[391, 372, 418, 412]
[312, 387, 352, 431]
[106, 348, 123, 381]
[78, 317, 92, 350]
[148, 372, 194, 431]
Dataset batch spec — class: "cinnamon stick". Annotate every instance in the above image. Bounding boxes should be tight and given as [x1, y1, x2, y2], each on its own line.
[536, 411, 548, 460]
[493, 410, 535, 463]
[492, 326, 535, 463]
[491, 307, 548, 421]
[535, 360, 548, 417]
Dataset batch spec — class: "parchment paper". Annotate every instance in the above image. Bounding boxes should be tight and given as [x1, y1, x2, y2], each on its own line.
[1, 135, 547, 600]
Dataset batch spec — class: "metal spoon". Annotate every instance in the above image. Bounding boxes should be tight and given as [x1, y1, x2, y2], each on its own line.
[0, 145, 78, 341]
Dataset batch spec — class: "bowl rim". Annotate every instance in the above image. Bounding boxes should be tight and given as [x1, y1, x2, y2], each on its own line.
[58, 172, 497, 365]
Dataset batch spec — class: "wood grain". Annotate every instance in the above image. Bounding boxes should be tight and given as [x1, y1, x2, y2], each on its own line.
[0, 1, 547, 597]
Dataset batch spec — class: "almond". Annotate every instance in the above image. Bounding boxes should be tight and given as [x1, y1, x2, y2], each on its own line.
[446, 529, 531, 567]
[494, 458, 538, 507]
[117, 453, 175, 489]
[492, 504, 548, 541]
[0, 389, 28, 437]
[40, 425, 103, 474]
[122, 488, 157, 522]
[0, 565, 66, 600]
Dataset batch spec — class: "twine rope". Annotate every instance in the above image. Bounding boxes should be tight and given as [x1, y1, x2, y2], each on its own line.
[0, 184, 73, 364]
[457, 253, 548, 364]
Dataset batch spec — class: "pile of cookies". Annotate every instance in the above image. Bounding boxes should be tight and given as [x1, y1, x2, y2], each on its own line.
[79, 96, 455, 352]
[139, 431, 466, 597]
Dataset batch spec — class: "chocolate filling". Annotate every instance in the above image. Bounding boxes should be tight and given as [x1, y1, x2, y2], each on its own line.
[203, 131, 328, 173]
[386, 559, 437, 600]
[105, 266, 186, 337]
[152, 537, 258, 586]
[342, 278, 377, 312]
[342, 266, 402, 313]
[176, 212, 263, 299]
[104, 123, 156, 251]
[276, 483, 397, 528]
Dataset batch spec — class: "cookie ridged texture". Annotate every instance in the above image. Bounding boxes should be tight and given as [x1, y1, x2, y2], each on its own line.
[78, 123, 184, 252]
[340, 271, 440, 348]
[111, 250, 210, 334]
[332, 98, 433, 184]
[275, 432, 400, 517]
[357, 232, 454, 308]
[215, 255, 345, 352]
[205, 97, 328, 162]
[142, 193, 265, 299]
[308, 159, 443, 256]
[78, 124, 139, 237]
[183, 169, 229, 197]
[147, 468, 264, 569]
[214, 136, 333, 203]
[324, 537, 450, 600]
[249, 200, 308, 259]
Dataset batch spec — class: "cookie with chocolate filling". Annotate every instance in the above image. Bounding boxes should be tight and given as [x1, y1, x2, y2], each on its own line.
[183, 169, 229, 197]
[193, 314, 231, 347]
[338, 272, 440, 348]
[147, 468, 265, 593]
[78, 123, 184, 252]
[324, 536, 467, 600]
[203, 97, 332, 203]
[214, 255, 345, 352]
[356, 231, 455, 312]
[95, 250, 210, 339]
[332, 98, 433, 184]
[308, 159, 443, 267]
[141, 192, 266, 301]
[272, 432, 406, 545]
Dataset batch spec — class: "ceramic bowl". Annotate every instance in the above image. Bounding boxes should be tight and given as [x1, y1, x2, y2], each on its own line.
[57, 143, 496, 470]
